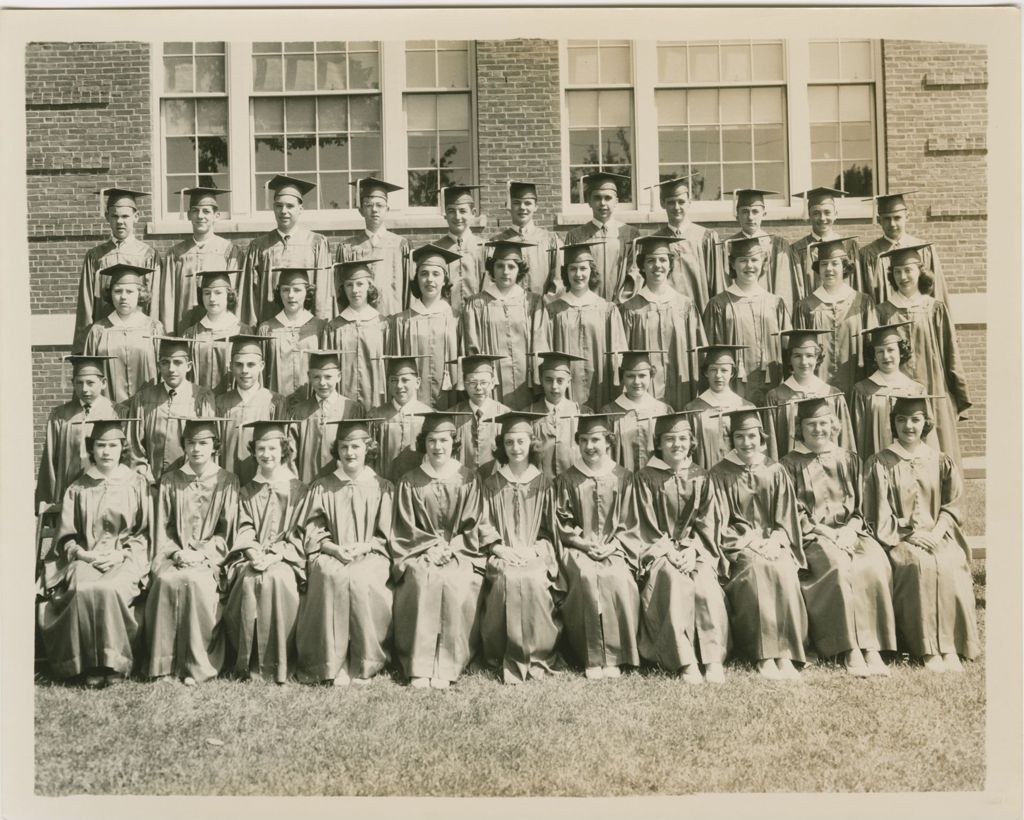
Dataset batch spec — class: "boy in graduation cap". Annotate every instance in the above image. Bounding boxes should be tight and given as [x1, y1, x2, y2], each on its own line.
[598, 349, 674, 472]
[858, 191, 949, 307]
[335, 177, 411, 317]
[449, 353, 511, 478]
[214, 334, 289, 485]
[431, 184, 487, 314]
[153, 187, 244, 334]
[74, 187, 161, 353]
[789, 187, 862, 302]
[35, 354, 124, 510]
[367, 354, 435, 484]
[722, 188, 798, 314]
[180, 269, 250, 393]
[490, 180, 563, 300]
[528, 350, 591, 481]
[124, 336, 217, 485]
[239, 175, 334, 327]
[564, 172, 640, 304]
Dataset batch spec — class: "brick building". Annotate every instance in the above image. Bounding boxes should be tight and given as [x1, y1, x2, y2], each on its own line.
[25, 37, 987, 536]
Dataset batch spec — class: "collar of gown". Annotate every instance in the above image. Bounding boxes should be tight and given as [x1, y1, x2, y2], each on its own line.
[180, 460, 222, 479]
[199, 313, 240, 333]
[364, 227, 387, 243]
[545, 398, 575, 414]
[782, 375, 832, 394]
[409, 297, 452, 317]
[697, 389, 744, 408]
[274, 309, 313, 327]
[644, 455, 693, 473]
[591, 218, 620, 232]
[887, 440, 936, 461]
[83, 463, 135, 481]
[339, 305, 380, 321]
[277, 227, 311, 243]
[888, 290, 927, 309]
[637, 285, 677, 305]
[333, 464, 379, 484]
[482, 281, 525, 303]
[575, 458, 617, 478]
[235, 384, 268, 403]
[496, 463, 541, 484]
[792, 440, 837, 456]
[420, 458, 463, 480]
[664, 219, 693, 236]
[724, 449, 767, 467]
[614, 393, 660, 413]
[251, 466, 296, 487]
[392, 398, 432, 415]
[726, 282, 767, 298]
[812, 282, 855, 303]
[163, 380, 193, 399]
[446, 232, 476, 246]
[869, 369, 916, 388]
[106, 310, 149, 328]
[558, 289, 601, 307]
[467, 398, 498, 418]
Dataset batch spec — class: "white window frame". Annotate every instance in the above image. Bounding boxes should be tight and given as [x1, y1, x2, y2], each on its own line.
[557, 38, 885, 225]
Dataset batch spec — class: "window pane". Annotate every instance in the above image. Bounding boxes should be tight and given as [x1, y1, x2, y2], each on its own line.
[842, 161, 874, 196]
[600, 45, 631, 84]
[842, 122, 874, 159]
[407, 133, 436, 168]
[195, 56, 225, 93]
[350, 96, 381, 131]
[165, 42, 192, 56]
[599, 90, 632, 126]
[655, 89, 686, 126]
[318, 97, 347, 132]
[166, 137, 196, 173]
[602, 127, 632, 165]
[812, 161, 843, 190]
[252, 55, 282, 92]
[754, 162, 786, 195]
[752, 43, 784, 81]
[811, 124, 840, 159]
[720, 88, 750, 125]
[569, 167, 592, 204]
[658, 129, 688, 163]
[568, 91, 598, 127]
[840, 41, 873, 80]
[197, 136, 228, 173]
[753, 125, 785, 161]
[286, 98, 316, 132]
[285, 42, 314, 53]
[658, 45, 687, 83]
[408, 170, 438, 207]
[286, 136, 317, 171]
[196, 99, 226, 136]
[721, 44, 751, 82]
[317, 53, 347, 90]
[839, 84, 871, 121]
[164, 57, 194, 93]
[568, 46, 598, 84]
[319, 172, 347, 209]
[605, 165, 632, 202]
[406, 95, 437, 131]
[690, 168, 717, 200]
[285, 54, 316, 91]
[438, 40, 465, 50]
[348, 51, 380, 89]
[440, 133, 471, 168]
[318, 135, 348, 169]
[808, 85, 839, 122]
[689, 45, 719, 83]
[164, 99, 194, 137]
[196, 42, 224, 55]
[255, 137, 285, 172]
[407, 40, 434, 50]
[437, 50, 469, 88]
[751, 87, 783, 123]
[252, 42, 280, 54]
[254, 98, 284, 134]
[809, 41, 840, 78]
[689, 126, 721, 163]
[722, 163, 753, 195]
[688, 89, 718, 125]
[406, 50, 436, 88]
[437, 94, 469, 130]
[721, 126, 751, 162]
[350, 134, 381, 170]
[570, 128, 599, 164]
[166, 175, 194, 212]
[351, 41, 378, 53]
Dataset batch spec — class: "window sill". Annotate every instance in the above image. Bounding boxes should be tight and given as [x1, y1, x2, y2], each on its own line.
[556, 201, 876, 227]
[146, 214, 489, 237]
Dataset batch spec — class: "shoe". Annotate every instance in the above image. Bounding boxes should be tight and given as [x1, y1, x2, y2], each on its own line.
[584, 666, 603, 680]
[351, 676, 373, 686]
[864, 651, 891, 677]
[104, 672, 125, 687]
[844, 650, 870, 678]
[703, 663, 725, 684]
[410, 677, 430, 689]
[776, 658, 801, 681]
[942, 653, 965, 673]
[429, 677, 450, 690]
[84, 674, 104, 689]
[332, 668, 351, 687]
[182, 676, 197, 687]
[922, 654, 945, 673]
[681, 665, 704, 685]
[602, 665, 622, 679]
[757, 659, 781, 680]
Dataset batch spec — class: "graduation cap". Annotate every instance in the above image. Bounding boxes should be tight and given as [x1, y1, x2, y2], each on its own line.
[506, 180, 539, 210]
[561, 240, 605, 264]
[644, 173, 698, 209]
[732, 188, 778, 208]
[333, 258, 380, 283]
[150, 335, 195, 360]
[633, 234, 675, 260]
[412, 242, 462, 268]
[613, 349, 664, 371]
[794, 186, 847, 213]
[324, 417, 384, 441]
[241, 419, 295, 442]
[438, 184, 479, 214]
[187, 269, 241, 291]
[877, 242, 932, 266]
[868, 191, 917, 215]
[493, 410, 548, 434]
[580, 171, 630, 200]
[575, 411, 625, 435]
[306, 349, 343, 370]
[859, 320, 913, 346]
[809, 236, 858, 261]
[789, 395, 835, 423]
[454, 353, 507, 375]
[97, 187, 147, 217]
[890, 393, 945, 416]
[412, 410, 476, 434]
[652, 409, 704, 438]
[775, 328, 834, 348]
[534, 350, 586, 373]
[484, 238, 536, 261]
[65, 354, 115, 377]
[174, 416, 230, 441]
[271, 267, 315, 287]
[722, 235, 767, 258]
[99, 263, 153, 288]
[715, 405, 776, 431]
[689, 344, 748, 367]
[76, 417, 136, 441]
[178, 186, 229, 219]
[350, 177, 402, 202]
[227, 334, 267, 359]
[265, 175, 316, 208]
[377, 354, 428, 377]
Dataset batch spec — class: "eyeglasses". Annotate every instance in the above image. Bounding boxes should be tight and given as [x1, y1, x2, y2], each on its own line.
[465, 379, 492, 388]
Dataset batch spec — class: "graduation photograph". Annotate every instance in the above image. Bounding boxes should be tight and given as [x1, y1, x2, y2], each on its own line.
[0, 5, 1019, 820]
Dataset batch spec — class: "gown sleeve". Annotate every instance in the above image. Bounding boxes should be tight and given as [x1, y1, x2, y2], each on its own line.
[862, 454, 900, 549]
[934, 301, 971, 416]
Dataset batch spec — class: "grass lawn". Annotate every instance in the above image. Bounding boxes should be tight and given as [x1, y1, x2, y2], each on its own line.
[34, 564, 987, 797]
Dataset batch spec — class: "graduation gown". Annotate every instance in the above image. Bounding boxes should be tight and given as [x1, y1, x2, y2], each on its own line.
[368, 399, 433, 484]
[434, 232, 488, 315]
[450, 398, 510, 479]
[528, 398, 591, 482]
[38, 465, 152, 678]
[336, 229, 412, 317]
[623, 460, 730, 669]
[789, 234, 862, 306]
[722, 232, 797, 315]
[780, 444, 897, 657]
[221, 473, 306, 682]
[152, 234, 244, 334]
[286, 392, 367, 484]
[708, 453, 808, 662]
[257, 311, 329, 398]
[618, 285, 707, 410]
[544, 291, 626, 409]
[35, 395, 121, 509]
[553, 461, 641, 668]
[181, 316, 251, 393]
[599, 394, 674, 473]
[293, 467, 394, 682]
[629, 222, 722, 313]
[478, 466, 565, 683]
[82, 313, 164, 404]
[460, 283, 546, 410]
[239, 228, 335, 326]
[489, 225, 562, 300]
[320, 308, 388, 410]
[765, 377, 857, 456]
[858, 235, 948, 308]
[702, 285, 790, 406]
[385, 299, 459, 408]
[682, 391, 765, 469]
[565, 220, 640, 303]
[125, 380, 218, 485]
[146, 464, 239, 681]
[877, 294, 970, 468]
[73, 236, 161, 353]
[215, 387, 289, 486]
[850, 371, 928, 460]
[862, 443, 979, 659]
[390, 461, 484, 682]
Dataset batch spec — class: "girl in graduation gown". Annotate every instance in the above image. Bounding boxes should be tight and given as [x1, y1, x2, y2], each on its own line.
[851, 322, 929, 459]
[320, 259, 388, 411]
[257, 268, 328, 400]
[460, 239, 547, 410]
[780, 398, 897, 677]
[180, 270, 251, 394]
[702, 236, 791, 407]
[618, 236, 707, 410]
[478, 411, 565, 684]
[543, 241, 627, 410]
[294, 418, 394, 685]
[386, 244, 460, 409]
[793, 237, 877, 404]
[553, 413, 641, 678]
[221, 421, 306, 683]
[862, 395, 979, 672]
[82, 264, 164, 404]
[146, 418, 239, 685]
[391, 411, 484, 689]
[722, 189, 798, 314]
[708, 407, 808, 680]
[598, 350, 673, 472]
[624, 412, 730, 684]
[875, 244, 970, 469]
[38, 420, 151, 686]
[766, 329, 856, 456]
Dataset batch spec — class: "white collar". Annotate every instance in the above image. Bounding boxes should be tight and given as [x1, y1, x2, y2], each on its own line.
[724, 449, 767, 467]
[483, 281, 525, 303]
[339, 305, 380, 321]
[738, 230, 766, 239]
[888, 291, 926, 309]
[392, 398, 431, 415]
[274, 309, 313, 328]
[315, 391, 342, 406]
[665, 219, 692, 235]
[614, 393, 659, 412]
[332, 464, 378, 484]
[576, 458, 618, 478]
[106, 310, 147, 327]
[191, 232, 218, 247]
[364, 227, 386, 242]
[644, 455, 693, 473]
[235, 383, 264, 402]
[697, 389, 744, 408]
[277, 227, 309, 243]
[812, 282, 855, 303]
[558, 289, 600, 307]
[792, 440, 836, 456]
[446, 232, 474, 245]
[782, 375, 831, 395]
[409, 297, 452, 317]
[163, 381, 192, 398]
[496, 463, 541, 484]
[180, 460, 221, 479]
[590, 218, 618, 232]
[84, 463, 134, 481]
[887, 441, 935, 461]
[199, 313, 240, 332]
[252, 466, 297, 485]
[467, 398, 497, 417]
[869, 370, 916, 388]
[638, 285, 676, 304]
[726, 282, 766, 298]
[511, 222, 535, 236]
[420, 458, 463, 479]
[545, 398, 573, 413]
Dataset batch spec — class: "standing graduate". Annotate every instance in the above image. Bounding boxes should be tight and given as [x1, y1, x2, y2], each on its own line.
[722, 188, 797, 314]
[528, 351, 591, 482]
[789, 188, 862, 302]
[850, 321, 928, 459]
[478, 410, 565, 684]
[431, 185, 487, 314]
[780, 397, 896, 677]
[565, 172, 640, 303]
[624, 411, 730, 684]
[73, 187, 161, 353]
[152, 187, 243, 334]
[286, 350, 366, 484]
[490, 180, 562, 300]
[367, 355, 434, 484]
[221, 420, 306, 684]
[214, 335, 288, 486]
[147, 417, 239, 685]
[320, 259, 388, 411]
[335, 177, 410, 317]
[683, 344, 759, 469]
[256, 267, 328, 398]
[862, 395, 979, 672]
[460, 238, 547, 410]
[449, 353, 510, 478]
[82, 263, 163, 404]
[708, 406, 808, 681]
[552, 412, 640, 679]
[386, 243, 460, 408]
[294, 417, 394, 686]
[180, 269, 249, 393]
[598, 349, 673, 472]
[618, 235, 707, 410]
[38, 419, 151, 687]
[793, 236, 877, 403]
[875, 243, 969, 468]
[390, 410, 484, 689]
[238, 175, 334, 326]
[702, 235, 791, 406]
[543, 241, 627, 411]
